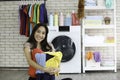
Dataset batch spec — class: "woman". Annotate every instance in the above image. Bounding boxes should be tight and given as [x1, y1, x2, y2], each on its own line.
[24, 23, 60, 80]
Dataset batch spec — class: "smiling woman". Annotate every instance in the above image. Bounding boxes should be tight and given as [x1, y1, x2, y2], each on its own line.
[24, 23, 60, 80]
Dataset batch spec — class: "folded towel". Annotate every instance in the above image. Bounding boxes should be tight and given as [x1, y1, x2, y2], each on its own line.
[86, 51, 93, 60]
[93, 52, 101, 62]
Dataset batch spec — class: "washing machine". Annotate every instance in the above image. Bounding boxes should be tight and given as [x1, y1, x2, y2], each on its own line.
[47, 26, 81, 73]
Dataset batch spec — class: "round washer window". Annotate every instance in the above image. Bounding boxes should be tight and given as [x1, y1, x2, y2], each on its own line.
[52, 35, 76, 62]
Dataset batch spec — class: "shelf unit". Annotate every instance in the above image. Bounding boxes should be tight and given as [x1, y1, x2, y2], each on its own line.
[82, 0, 117, 73]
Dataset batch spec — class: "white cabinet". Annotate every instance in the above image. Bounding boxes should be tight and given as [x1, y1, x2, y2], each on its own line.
[82, 0, 117, 73]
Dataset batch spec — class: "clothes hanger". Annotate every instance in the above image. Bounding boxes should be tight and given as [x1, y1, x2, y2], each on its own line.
[44, 0, 47, 5]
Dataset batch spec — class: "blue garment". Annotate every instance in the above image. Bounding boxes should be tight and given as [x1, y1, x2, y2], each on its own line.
[35, 53, 46, 74]
[34, 49, 55, 80]
[40, 3, 48, 24]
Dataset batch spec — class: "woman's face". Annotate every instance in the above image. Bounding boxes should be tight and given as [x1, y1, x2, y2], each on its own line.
[34, 26, 46, 43]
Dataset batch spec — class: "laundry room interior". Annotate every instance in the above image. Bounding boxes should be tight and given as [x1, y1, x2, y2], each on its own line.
[0, 0, 120, 80]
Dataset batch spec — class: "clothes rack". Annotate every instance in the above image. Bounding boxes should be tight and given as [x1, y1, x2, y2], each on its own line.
[19, 0, 48, 37]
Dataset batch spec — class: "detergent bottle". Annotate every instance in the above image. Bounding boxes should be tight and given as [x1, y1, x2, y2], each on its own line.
[49, 12, 53, 26]
[59, 12, 64, 26]
[64, 12, 72, 26]
[54, 12, 58, 26]
[71, 10, 80, 26]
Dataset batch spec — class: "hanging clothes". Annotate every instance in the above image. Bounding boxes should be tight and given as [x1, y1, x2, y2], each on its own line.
[33, 4, 37, 24]
[40, 3, 48, 24]
[19, 4, 30, 37]
[37, 4, 40, 24]
[19, 5, 27, 35]
[28, 4, 33, 35]
[19, 3, 48, 37]
[23, 4, 30, 37]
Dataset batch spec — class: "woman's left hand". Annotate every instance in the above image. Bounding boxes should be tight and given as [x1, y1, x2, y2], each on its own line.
[53, 68, 60, 74]
[48, 67, 60, 75]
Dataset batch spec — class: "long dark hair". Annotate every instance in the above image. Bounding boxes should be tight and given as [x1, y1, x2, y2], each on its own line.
[27, 23, 52, 51]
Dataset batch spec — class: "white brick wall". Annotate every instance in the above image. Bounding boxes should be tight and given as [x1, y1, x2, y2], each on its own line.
[0, 0, 120, 69]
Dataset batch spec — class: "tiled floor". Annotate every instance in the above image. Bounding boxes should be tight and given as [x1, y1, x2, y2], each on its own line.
[0, 69, 119, 80]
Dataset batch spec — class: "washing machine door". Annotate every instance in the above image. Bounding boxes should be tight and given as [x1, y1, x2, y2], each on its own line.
[52, 35, 76, 62]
